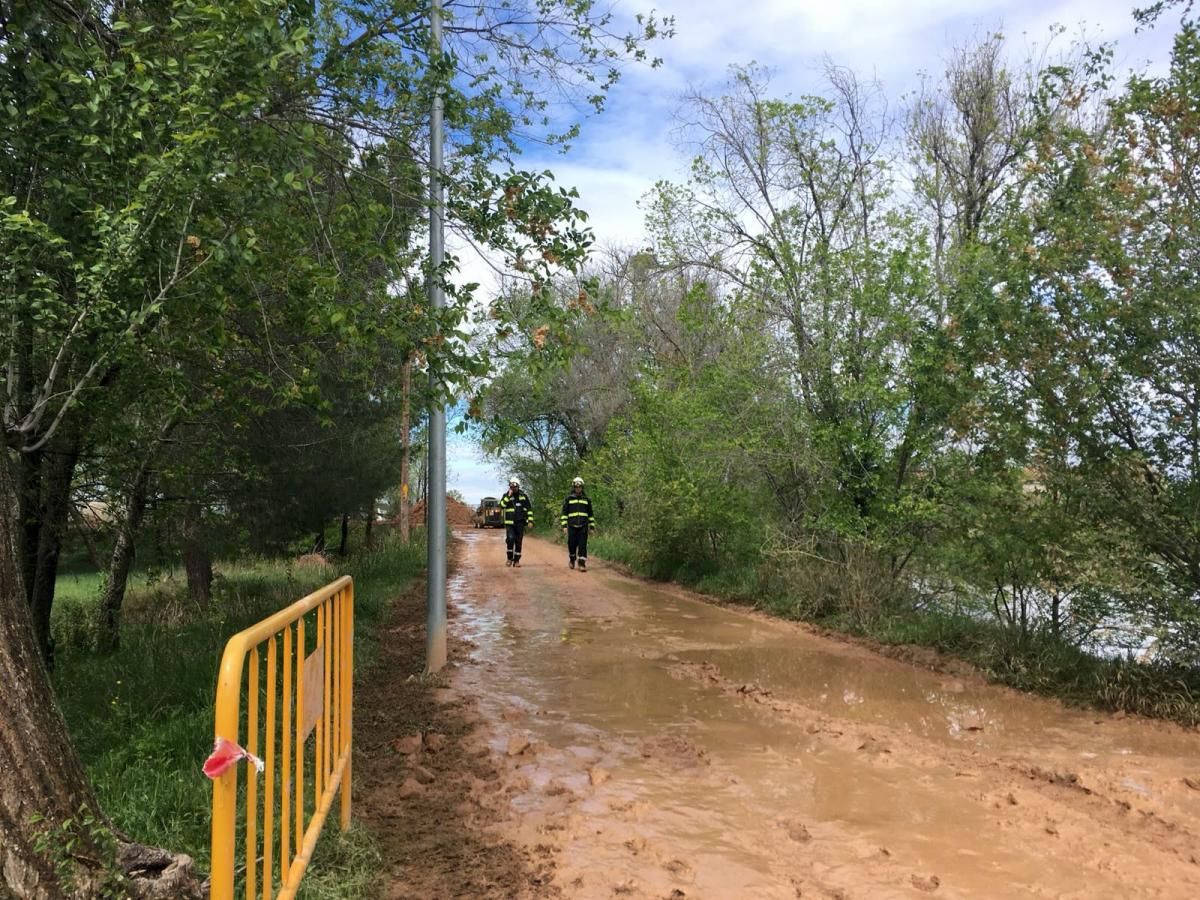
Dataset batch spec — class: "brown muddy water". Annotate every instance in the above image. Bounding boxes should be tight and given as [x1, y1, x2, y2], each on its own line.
[446, 530, 1200, 899]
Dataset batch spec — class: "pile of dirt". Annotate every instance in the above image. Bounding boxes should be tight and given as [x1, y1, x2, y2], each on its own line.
[406, 495, 477, 530]
[293, 553, 329, 569]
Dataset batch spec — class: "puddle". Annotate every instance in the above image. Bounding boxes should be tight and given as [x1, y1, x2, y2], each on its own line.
[598, 578, 1200, 760]
[448, 531, 1200, 899]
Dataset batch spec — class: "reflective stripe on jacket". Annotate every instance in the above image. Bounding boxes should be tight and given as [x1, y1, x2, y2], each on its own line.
[560, 493, 594, 529]
[499, 491, 533, 526]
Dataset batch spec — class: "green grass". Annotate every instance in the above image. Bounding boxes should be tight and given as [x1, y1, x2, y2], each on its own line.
[587, 533, 639, 569]
[839, 609, 1200, 725]
[590, 532, 769, 603]
[591, 531, 1200, 726]
[52, 530, 426, 899]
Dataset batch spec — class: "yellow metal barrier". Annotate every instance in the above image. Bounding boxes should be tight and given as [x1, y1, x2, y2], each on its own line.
[211, 576, 354, 900]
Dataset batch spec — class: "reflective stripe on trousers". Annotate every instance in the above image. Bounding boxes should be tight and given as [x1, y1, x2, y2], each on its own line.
[506, 524, 525, 561]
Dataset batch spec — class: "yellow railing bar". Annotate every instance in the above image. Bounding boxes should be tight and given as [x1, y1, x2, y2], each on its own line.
[263, 636, 276, 900]
[246, 647, 259, 900]
[210, 576, 354, 900]
[294, 612, 304, 858]
[340, 588, 353, 829]
[280, 624, 292, 876]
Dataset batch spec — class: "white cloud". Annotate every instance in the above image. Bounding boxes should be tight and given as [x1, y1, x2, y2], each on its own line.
[549, 162, 660, 248]
[447, 234, 503, 299]
[439, 162, 662, 305]
[635, 0, 1157, 84]
[429, 1, 1181, 310]
[448, 432, 507, 503]
[503, 0, 1178, 257]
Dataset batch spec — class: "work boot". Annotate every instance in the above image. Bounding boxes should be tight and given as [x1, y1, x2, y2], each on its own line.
[578, 560, 587, 572]
[506, 558, 513, 567]
[569, 559, 575, 569]
[513, 559, 521, 568]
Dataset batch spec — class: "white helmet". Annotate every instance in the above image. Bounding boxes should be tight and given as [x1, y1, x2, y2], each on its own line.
[572, 477, 584, 486]
[508, 476, 520, 487]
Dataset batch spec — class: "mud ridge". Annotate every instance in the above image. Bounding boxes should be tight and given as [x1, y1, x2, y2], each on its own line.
[668, 654, 1200, 889]
[356, 544, 561, 899]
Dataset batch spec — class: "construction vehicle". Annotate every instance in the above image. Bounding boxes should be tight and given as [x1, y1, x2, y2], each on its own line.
[473, 496, 504, 528]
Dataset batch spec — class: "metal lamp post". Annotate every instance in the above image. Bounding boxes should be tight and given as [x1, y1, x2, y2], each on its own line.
[425, 0, 447, 672]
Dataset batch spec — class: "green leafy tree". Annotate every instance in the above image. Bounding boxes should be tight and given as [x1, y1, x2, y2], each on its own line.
[644, 65, 947, 589]
[988, 23, 1200, 658]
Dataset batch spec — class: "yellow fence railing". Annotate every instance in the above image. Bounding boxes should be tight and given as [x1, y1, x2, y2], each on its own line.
[210, 576, 354, 900]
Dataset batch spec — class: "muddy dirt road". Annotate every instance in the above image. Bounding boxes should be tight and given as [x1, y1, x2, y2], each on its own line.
[418, 531, 1200, 898]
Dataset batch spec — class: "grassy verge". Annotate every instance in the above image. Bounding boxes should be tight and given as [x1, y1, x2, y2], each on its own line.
[589, 532, 762, 600]
[590, 532, 1200, 727]
[52, 528, 426, 899]
[827, 609, 1200, 726]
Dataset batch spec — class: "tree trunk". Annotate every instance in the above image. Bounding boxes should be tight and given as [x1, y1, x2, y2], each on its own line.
[27, 439, 80, 667]
[364, 498, 376, 549]
[0, 452, 201, 899]
[184, 543, 212, 610]
[400, 359, 411, 545]
[339, 512, 349, 556]
[416, 459, 426, 519]
[17, 446, 42, 604]
[97, 458, 153, 652]
[1, 486, 101, 899]
[312, 529, 326, 554]
[181, 505, 211, 609]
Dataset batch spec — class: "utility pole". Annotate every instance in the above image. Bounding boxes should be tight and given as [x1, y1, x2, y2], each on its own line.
[425, 0, 448, 673]
[399, 357, 411, 545]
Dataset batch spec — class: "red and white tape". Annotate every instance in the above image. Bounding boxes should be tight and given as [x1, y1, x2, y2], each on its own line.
[202, 736, 264, 779]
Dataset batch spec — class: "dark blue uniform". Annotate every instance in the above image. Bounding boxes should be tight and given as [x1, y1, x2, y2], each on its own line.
[499, 488, 533, 565]
[560, 491, 595, 568]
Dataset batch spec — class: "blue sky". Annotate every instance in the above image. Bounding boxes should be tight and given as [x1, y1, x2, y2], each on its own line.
[447, 406, 503, 504]
[445, 0, 1179, 505]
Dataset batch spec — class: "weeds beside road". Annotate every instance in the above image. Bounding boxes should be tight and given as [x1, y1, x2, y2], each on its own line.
[53, 531, 426, 898]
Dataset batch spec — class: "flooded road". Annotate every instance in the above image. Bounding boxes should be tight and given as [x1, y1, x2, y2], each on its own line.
[446, 530, 1200, 899]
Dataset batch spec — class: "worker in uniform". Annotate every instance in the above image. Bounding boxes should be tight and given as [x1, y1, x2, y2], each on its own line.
[499, 477, 533, 567]
[560, 476, 596, 571]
